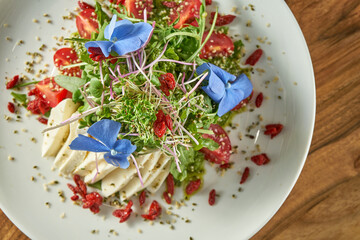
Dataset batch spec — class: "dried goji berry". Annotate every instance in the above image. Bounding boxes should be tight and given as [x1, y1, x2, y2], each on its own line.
[139, 190, 146, 206]
[245, 49, 263, 66]
[255, 92, 263, 108]
[219, 162, 232, 169]
[113, 200, 133, 223]
[88, 47, 107, 62]
[159, 73, 176, 96]
[163, 191, 172, 204]
[205, 0, 212, 5]
[78, 0, 95, 10]
[185, 179, 201, 195]
[154, 120, 166, 138]
[162, 1, 178, 8]
[210, 12, 236, 26]
[251, 154, 270, 166]
[208, 189, 216, 206]
[164, 115, 173, 131]
[7, 102, 15, 113]
[166, 174, 175, 196]
[141, 200, 162, 220]
[264, 124, 283, 139]
[240, 167, 250, 184]
[232, 91, 253, 111]
[37, 117, 48, 125]
[82, 192, 103, 213]
[6, 75, 20, 89]
[71, 195, 79, 201]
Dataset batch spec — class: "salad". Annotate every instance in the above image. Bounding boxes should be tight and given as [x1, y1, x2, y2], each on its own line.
[5, 0, 283, 223]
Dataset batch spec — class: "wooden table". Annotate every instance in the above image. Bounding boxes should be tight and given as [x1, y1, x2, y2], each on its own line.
[1, 0, 359, 239]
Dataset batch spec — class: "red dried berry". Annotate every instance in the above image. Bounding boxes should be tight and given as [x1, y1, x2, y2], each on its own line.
[141, 200, 162, 220]
[71, 195, 79, 201]
[88, 47, 107, 62]
[264, 124, 284, 139]
[219, 162, 232, 169]
[161, 1, 178, 8]
[166, 174, 175, 196]
[251, 154, 270, 166]
[78, 0, 95, 10]
[185, 179, 201, 195]
[205, 0, 212, 5]
[37, 117, 48, 125]
[232, 91, 253, 111]
[245, 49, 263, 66]
[164, 115, 173, 131]
[7, 102, 15, 113]
[113, 200, 133, 223]
[255, 92, 263, 108]
[154, 120, 166, 138]
[240, 167, 250, 184]
[163, 191, 172, 204]
[208, 189, 216, 206]
[210, 12, 236, 26]
[139, 190, 146, 206]
[6, 75, 20, 89]
[159, 73, 176, 96]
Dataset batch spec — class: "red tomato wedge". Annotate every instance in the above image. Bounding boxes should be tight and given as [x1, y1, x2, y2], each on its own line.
[200, 31, 234, 59]
[169, 0, 202, 29]
[200, 124, 232, 164]
[76, 9, 99, 39]
[122, 0, 153, 19]
[54, 48, 81, 77]
[35, 77, 71, 108]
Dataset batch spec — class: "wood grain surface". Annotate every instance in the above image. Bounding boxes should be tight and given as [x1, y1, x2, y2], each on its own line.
[1, 0, 359, 239]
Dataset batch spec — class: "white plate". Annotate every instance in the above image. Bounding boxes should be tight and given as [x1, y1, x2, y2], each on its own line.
[0, 0, 315, 239]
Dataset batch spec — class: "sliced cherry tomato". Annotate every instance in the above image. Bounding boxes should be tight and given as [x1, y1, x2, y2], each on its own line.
[200, 124, 232, 164]
[169, 0, 202, 29]
[121, 0, 153, 19]
[232, 91, 253, 111]
[35, 77, 71, 108]
[54, 48, 81, 77]
[200, 31, 234, 59]
[210, 12, 236, 26]
[162, 1, 178, 8]
[78, 1, 95, 10]
[76, 9, 99, 39]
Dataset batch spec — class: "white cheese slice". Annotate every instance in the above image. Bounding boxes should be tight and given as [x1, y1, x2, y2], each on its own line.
[84, 159, 116, 184]
[147, 161, 171, 193]
[42, 99, 79, 157]
[119, 150, 163, 200]
[101, 153, 152, 197]
[73, 152, 102, 177]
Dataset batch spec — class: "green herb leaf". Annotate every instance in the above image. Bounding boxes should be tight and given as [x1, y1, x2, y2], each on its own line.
[54, 75, 86, 93]
[88, 180, 102, 190]
[10, 92, 27, 105]
[89, 79, 103, 98]
[95, 2, 110, 28]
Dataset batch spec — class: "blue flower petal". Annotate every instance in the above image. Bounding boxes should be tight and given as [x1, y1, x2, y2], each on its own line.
[87, 119, 121, 149]
[108, 19, 134, 42]
[113, 139, 137, 155]
[201, 85, 223, 103]
[104, 152, 130, 169]
[111, 37, 142, 56]
[197, 63, 225, 97]
[69, 134, 110, 152]
[126, 22, 153, 43]
[208, 63, 236, 84]
[217, 89, 245, 117]
[231, 74, 253, 99]
[104, 15, 117, 40]
[85, 41, 114, 57]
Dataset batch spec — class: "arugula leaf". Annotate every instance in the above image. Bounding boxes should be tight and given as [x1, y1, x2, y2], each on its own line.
[54, 75, 86, 93]
[88, 180, 102, 190]
[95, 2, 110, 28]
[10, 92, 27, 105]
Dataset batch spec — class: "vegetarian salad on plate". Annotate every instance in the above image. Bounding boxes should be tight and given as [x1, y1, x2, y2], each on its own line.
[5, 0, 283, 223]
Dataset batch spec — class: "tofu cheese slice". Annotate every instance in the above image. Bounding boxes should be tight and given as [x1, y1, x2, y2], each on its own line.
[84, 159, 117, 184]
[42, 99, 79, 157]
[101, 153, 153, 197]
[73, 152, 102, 177]
[147, 161, 171, 193]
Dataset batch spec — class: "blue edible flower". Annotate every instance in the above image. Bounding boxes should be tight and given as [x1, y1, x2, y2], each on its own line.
[69, 119, 136, 169]
[84, 15, 153, 57]
[196, 63, 253, 117]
